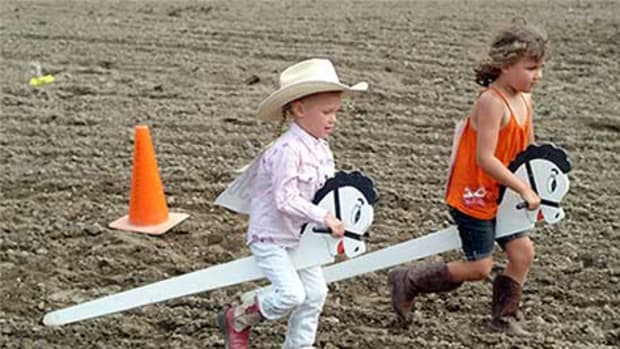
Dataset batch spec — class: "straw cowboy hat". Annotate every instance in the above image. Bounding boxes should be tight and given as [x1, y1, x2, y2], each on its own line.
[257, 58, 368, 122]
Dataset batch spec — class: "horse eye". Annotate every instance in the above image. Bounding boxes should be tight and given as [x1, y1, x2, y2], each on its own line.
[354, 207, 361, 224]
[351, 199, 364, 225]
[547, 174, 558, 193]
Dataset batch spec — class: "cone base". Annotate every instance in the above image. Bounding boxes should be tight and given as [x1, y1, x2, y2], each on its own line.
[109, 212, 189, 235]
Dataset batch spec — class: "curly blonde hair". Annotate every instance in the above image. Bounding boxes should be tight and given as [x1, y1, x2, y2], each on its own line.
[475, 20, 550, 87]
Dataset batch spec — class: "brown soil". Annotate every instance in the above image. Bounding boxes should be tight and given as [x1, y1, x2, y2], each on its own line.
[1, 0, 619, 348]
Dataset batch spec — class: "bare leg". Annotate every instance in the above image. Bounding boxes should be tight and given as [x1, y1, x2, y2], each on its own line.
[502, 237, 535, 284]
[447, 256, 494, 282]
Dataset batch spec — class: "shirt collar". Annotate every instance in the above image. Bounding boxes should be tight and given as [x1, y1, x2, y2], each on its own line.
[290, 122, 327, 150]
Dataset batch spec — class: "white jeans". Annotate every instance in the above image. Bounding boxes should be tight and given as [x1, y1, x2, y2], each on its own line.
[250, 242, 328, 349]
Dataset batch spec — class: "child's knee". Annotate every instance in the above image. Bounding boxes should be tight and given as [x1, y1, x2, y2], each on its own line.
[523, 242, 535, 263]
[469, 258, 494, 280]
[507, 238, 535, 267]
[514, 246, 535, 267]
[305, 282, 328, 305]
[280, 287, 306, 309]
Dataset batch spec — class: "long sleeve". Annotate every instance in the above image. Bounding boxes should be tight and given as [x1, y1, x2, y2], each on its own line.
[268, 143, 328, 225]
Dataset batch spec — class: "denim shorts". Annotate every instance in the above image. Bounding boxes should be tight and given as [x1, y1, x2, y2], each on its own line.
[449, 207, 527, 261]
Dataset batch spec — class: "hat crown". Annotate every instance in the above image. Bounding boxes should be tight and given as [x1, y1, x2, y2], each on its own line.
[279, 59, 340, 89]
[257, 58, 367, 122]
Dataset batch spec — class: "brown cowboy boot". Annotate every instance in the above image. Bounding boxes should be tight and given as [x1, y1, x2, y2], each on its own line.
[388, 262, 462, 322]
[490, 274, 530, 336]
[217, 297, 264, 349]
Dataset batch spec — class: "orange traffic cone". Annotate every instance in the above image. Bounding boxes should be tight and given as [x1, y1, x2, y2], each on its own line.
[109, 125, 189, 235]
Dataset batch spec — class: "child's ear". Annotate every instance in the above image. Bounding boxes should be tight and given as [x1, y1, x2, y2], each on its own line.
[291, 100, 305, 118]
[500, 62, 515, 74]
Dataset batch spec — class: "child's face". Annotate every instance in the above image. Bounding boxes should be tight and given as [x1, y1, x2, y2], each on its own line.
[292, 91, 342, 139]
[501, 57, 545, 93]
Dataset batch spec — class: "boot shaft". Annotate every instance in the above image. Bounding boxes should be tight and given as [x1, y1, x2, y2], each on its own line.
[407, 262, 463, 294]
[388, 262, 463, 323]
[491, 274, 522, 319]
[232, 300, 263, 332]
[490, 274, 530, 336]
[217, 298, 264, 349]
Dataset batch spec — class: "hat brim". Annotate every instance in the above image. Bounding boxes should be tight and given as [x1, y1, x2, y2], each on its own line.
[257, 81, 368, 122]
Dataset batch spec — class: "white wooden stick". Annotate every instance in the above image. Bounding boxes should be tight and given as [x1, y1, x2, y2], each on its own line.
[322, 225, 459, 282]
[241, 226, 460, 303]
[43, 228, 338, 327]
[43, 256, 262, 326]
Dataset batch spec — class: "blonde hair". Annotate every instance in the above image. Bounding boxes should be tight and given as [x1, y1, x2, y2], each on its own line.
[271, 90, 342, 138]
[273, 103, 291, 138]
[475, 19, 550, 87]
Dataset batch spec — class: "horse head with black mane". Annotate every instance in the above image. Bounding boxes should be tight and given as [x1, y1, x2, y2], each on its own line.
[496, 143, 572, 237]
[293, 171, 379, 262]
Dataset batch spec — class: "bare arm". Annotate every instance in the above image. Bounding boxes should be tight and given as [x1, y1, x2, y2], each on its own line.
[474, 94, 531, 196]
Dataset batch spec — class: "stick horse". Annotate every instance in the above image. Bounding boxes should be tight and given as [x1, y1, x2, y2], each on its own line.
[241, 142, 572, 301]
[43, 171, 379, 326]
[43, 143, 570, 326]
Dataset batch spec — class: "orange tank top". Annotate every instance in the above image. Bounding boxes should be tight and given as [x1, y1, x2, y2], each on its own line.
[445, 87, 531, 220]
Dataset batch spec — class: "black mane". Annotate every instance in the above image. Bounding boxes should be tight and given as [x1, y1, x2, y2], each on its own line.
[498, 143, 572, 203]
[507, 143, 572, 174]
[312, 171, 379, 205]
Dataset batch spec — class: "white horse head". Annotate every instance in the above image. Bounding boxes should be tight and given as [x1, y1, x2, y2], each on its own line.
[496, 143, 572, 238]
[294, 171, 378, 262]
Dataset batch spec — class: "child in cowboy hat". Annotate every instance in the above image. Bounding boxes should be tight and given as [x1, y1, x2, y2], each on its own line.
[217, 58, 367, 349]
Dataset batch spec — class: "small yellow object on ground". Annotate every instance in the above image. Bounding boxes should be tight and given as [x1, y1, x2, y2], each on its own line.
[29, 74, 55, 87]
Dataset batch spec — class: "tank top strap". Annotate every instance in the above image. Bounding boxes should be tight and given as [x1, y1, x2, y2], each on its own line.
[486, 86, 515, 116]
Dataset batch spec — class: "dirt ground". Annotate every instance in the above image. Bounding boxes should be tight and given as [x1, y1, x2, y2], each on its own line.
[1, 0, 619, 348]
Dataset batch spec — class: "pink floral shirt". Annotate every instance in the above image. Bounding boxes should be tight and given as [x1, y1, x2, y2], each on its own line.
[247, 122, 335, 247]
